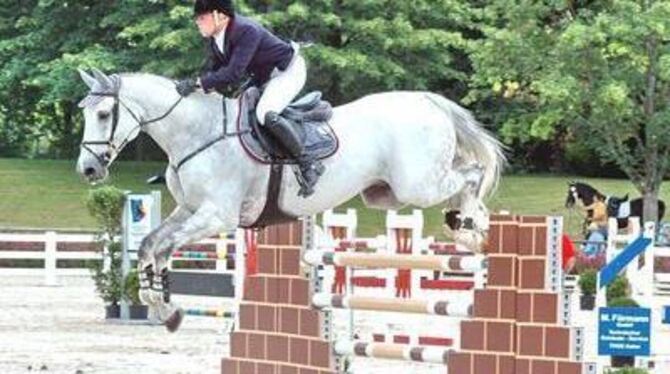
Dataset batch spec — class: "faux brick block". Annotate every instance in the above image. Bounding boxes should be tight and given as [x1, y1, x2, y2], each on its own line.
[230, 332, 248, 358]
[532, 359, 557, 374]
[281, 248, 301, 275]
[498, 355, 516, 374]
[501, 223, 519, 254]
[519, 259, 546, 290]
[533, 293, 558, 323]
[534, 226, 548, 256]
[221, 358, 238, 374]
[291, 279, 310, 306]
[516, 358, 531, 374]
[257, 362, 275, 374]
[488, 256, 516, 287]
[486, 321, 514, 352]
[516, 292, 532, 322]
[485, 221, 519, 255]
[473, 353, 496, 374]
[279, 307, 300, 335]
[310, 340, 332, 368]
[558, 361, 584, 374]
[257, 305, 277, 332]
[484, 224, 501, 254]
[258, 247, 278, 274]
[500, 290, 516, 319]
[289, 337, 310, 366]
[279, 277, 293, 304]
[518, 326, 544, 356]
[300, 309, 322, 337]
[518, 226, 535, 256]
[243, 276, 266, 302]
[266, 277, 283, 304]
[238, 304, 256, 330]
[280, 365, 299, 374]
[518, 216, 547, 224]
[267, 334, 290, 362]
[473, 289, 499, 318]
[447, 352, 472, 373]
[257, 222, 302, 246]
[461, 321, 485, 350]
[545, 327, 570, 358]
[248, 333, 266, 360]
[239, 360, 256, 374]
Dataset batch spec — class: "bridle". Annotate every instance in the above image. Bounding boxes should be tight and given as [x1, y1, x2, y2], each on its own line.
[80, 91, 183, 168]
[81, 78, 253, 173]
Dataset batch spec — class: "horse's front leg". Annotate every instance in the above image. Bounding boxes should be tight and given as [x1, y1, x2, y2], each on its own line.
[137, 206, 192, 306]
[150, 202, 235, 332]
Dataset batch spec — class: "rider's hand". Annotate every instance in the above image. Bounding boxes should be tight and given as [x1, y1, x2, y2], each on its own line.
[175, 78, 199, 97]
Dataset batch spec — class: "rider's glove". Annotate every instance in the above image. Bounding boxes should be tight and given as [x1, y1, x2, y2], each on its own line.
[175, 78, 199, 97]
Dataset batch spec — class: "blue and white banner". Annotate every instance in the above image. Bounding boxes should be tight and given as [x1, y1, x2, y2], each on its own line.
[124, 194, 157, 251]
[598, 307, 651, 356]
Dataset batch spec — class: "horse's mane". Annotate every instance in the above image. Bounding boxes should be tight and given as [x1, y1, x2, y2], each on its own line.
[118, 72, 223, 102]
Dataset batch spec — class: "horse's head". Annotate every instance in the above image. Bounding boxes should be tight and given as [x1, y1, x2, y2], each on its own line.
[565, 181, 602, 208]
[565, 181, 578, 208]
[76, 69, 146, 183]
[606, 194, 628, 217]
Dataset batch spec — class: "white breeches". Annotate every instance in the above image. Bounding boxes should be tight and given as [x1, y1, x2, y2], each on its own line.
[256, 43, 307, 124]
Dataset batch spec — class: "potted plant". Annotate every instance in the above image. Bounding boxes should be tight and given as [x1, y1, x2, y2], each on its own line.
[123, 269, 148, 320]
[85, 185, 126, 319]
[606, 276, 637, 369]
[90, 241, 123, 318]
[606, 275, 630, 303]
[578, 269, 597, 310]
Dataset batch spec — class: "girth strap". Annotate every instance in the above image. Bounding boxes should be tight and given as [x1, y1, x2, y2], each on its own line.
[245, 164, 297, 228]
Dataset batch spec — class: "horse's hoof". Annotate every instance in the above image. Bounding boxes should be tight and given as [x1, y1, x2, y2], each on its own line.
[165, 307, 184, 333]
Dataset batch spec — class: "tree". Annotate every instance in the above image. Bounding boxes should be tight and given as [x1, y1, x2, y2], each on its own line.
[256, 0, 477, 104]
[469, 0, 670, 222]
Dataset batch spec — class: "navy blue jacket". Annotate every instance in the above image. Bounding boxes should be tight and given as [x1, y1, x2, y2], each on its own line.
[200, 15, 294, 91]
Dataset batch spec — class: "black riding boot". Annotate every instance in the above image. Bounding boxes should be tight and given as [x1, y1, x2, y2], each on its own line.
[264, 112, 324, 197]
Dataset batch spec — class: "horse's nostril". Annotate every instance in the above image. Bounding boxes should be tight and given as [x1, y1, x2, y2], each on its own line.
[84, 167, 96, 176]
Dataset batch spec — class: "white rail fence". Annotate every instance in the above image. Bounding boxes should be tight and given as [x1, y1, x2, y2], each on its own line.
[0, 231, 220, 286]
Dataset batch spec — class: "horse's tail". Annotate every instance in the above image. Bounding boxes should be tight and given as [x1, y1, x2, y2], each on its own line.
[426, 93, 506, 198]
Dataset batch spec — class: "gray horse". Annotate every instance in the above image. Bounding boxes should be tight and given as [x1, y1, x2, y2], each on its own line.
[76, 69, 504, 331]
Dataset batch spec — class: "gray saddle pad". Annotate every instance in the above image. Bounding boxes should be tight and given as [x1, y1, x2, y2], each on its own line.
[236, 88, 339, 164]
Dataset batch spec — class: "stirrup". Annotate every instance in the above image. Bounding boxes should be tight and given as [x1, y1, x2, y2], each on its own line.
[292, 166, 317, 198]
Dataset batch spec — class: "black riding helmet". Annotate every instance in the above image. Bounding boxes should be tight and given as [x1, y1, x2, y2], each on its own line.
[194, 0, 235, 18]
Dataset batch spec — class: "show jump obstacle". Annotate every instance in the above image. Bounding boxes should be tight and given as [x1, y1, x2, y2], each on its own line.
[221, 215, 594, 373]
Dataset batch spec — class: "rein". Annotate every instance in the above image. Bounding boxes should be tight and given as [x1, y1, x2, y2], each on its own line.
[80, 89, 250, 172]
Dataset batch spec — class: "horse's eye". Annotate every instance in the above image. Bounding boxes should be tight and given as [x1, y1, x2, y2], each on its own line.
[98, 111, 111, 121]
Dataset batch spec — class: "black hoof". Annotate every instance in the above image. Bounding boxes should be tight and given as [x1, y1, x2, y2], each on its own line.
[444, 210, 461, 231]
[165, 308, 184, 333]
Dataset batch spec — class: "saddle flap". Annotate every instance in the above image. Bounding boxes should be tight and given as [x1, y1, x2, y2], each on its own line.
[237, 88, 339, 165]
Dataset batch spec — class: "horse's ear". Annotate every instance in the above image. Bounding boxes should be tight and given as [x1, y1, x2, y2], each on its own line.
[91, 68, 114, 90]
[78, 69, 97, 90]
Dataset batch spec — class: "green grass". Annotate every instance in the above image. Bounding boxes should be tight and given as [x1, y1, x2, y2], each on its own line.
[1, 158, 669, 238]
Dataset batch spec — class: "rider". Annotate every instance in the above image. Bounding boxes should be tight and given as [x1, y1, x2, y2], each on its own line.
[176, 0, 323, 197]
